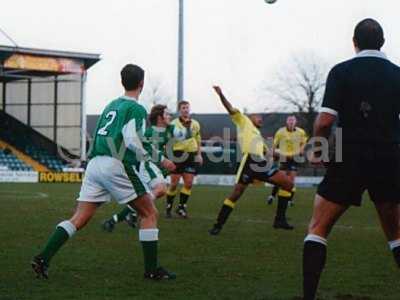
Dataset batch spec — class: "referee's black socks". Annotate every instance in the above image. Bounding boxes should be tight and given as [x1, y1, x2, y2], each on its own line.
[303, 234, 327, 300]
[389, 239, 400, 267]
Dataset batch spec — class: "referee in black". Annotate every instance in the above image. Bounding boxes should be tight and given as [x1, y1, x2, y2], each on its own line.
[303, 19, 400, 300]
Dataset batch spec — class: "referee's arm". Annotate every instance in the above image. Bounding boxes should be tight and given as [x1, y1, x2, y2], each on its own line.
[315, 66, 343, 139]
[311, 66, 343, 163]
[314, 113, 336, 140]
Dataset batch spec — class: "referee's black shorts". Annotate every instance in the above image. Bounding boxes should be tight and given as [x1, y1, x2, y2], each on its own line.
[317, 145, 400, 206]
[236, 153, 279, 185]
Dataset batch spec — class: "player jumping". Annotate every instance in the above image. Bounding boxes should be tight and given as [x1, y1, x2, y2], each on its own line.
[32, 64, 176, 280]
[209, 86, 294, 235]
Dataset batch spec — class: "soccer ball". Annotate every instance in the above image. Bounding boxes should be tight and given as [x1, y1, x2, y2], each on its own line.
[265, 0, 277, 4]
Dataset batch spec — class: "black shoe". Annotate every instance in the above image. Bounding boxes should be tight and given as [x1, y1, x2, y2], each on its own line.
[102, 219, 116, 232]
[125, 213, 137, 228]
[273, 219, 294, 230]
[165, 204, 173, 219]
[144, 266, 176, 280]
[208, 224, 222, 236]
[31, 255, 49, 279]
[176, 205, 188, 219]
[267, 195, 274, 205]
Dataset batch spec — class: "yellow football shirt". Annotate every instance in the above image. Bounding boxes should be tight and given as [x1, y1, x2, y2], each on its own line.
[171, 118, 201, 153]
[231, 110, 267, 157]
[273, 126, 307, 157]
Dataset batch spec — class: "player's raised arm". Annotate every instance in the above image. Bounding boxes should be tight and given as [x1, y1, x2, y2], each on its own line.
[213, 86, 236, 114]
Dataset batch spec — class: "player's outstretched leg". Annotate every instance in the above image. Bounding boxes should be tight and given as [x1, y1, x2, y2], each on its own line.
[273, 188, 294, 230]
[303, 195, 348, 300]
[209, 184, 246, 235]
[102, 205, 137, 232]
[267, 184, 279, 205]
[133, 194, 176, 280]
[32, 202, 98, 279]
[209, 198, 236, 235]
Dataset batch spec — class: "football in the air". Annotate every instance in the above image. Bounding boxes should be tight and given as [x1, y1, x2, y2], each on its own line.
[265, 0, 277, 4]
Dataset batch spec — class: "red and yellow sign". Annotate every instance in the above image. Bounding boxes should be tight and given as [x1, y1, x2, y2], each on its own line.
[4, 54, 84, 74]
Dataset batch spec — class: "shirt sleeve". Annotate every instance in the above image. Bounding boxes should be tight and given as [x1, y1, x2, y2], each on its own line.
[320, 66, 343, 117]
[122, 108, 163, 162]
[121, 118, 149, 161]
[230, 109, 245, 129]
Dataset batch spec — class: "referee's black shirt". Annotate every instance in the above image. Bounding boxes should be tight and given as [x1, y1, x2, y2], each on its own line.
[321, 50, 400, 149]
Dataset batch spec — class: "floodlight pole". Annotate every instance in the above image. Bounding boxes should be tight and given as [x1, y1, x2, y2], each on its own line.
[80, 72, 87, 162]
[177, 0, 184, 110]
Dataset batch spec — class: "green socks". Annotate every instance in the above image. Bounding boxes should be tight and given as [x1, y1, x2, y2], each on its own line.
[40, 220, 76, 264]
[139, 229, 159, 272]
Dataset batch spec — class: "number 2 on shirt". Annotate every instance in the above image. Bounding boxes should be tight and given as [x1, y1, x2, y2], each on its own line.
[97, 111, 117, 136]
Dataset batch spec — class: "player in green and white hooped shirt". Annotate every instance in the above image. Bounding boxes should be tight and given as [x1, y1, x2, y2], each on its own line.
[102, 104, 174, 232]
[32, 64, 177, 280]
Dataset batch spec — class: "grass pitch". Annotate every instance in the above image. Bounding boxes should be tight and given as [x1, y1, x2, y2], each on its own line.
[0, 183, 399, 300]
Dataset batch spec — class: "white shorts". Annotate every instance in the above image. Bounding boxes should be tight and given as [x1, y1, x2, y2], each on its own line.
[77, 156, 150, 204]
[139, 161, 167, 190]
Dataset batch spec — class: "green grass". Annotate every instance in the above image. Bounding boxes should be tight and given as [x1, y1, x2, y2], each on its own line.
[0, 183, 399, 300]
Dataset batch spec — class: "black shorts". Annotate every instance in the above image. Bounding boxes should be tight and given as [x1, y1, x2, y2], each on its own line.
[236, 153, 279, 185]
[317, 146, 400, 206]
[170, 151, 199, 175]
[280, 158, 299, 172]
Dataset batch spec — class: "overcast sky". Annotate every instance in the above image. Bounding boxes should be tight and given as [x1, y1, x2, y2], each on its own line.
[1, 0, 399, 114]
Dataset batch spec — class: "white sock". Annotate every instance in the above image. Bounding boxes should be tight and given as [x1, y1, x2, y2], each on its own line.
[388, 239, 400, 251]
[57, 220, 77, 238]
[139, 229, 159, 242]
[304, 234, 327, 246]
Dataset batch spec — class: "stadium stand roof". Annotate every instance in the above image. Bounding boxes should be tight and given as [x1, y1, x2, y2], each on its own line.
[0, 45, 100, 82]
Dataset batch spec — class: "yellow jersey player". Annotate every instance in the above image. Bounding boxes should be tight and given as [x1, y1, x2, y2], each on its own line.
[165, 101, 203, 218]
[209, 86, 294, 235]
[267, 116, 307, 230]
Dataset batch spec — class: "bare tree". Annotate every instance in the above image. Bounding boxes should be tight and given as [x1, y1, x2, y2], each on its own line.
[261, 52, 328, 133]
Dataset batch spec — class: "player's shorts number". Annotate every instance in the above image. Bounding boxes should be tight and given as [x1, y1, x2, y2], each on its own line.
[97, 111, 117, 136]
